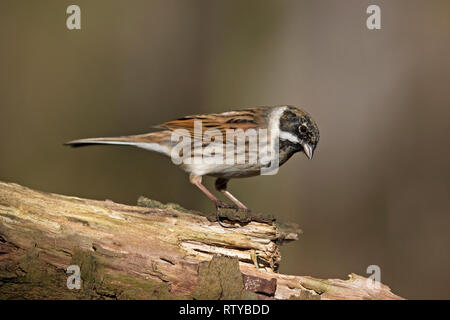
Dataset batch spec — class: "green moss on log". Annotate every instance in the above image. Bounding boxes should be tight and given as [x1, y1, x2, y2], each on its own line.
[193, 255, 258, 300]
[0, 246, 185, 300]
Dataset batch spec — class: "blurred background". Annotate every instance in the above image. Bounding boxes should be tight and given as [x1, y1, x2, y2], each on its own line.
[1, 0, 449, 299]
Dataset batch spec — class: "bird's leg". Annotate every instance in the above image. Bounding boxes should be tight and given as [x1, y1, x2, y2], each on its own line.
[189, 175, 237, 228]
[189, 174, 220, 204]
[215, 178, 249, 211]
[189, 174, 231, 208]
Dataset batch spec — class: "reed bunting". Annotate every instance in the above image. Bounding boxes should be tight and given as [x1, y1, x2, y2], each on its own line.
[66, 105, 320, 215]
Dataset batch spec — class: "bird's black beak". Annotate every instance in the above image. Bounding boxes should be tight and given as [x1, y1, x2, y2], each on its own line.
[302, 143, 314, 160]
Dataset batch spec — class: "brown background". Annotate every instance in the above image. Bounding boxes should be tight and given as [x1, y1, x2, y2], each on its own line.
[1, 0, 449, 299]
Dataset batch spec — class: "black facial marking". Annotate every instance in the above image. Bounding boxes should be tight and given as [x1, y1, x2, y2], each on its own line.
[280, 111, 300, 133]
[278, 139, 301, 166]
[279, 139, 301, 153]
[279, 107, 320, 152]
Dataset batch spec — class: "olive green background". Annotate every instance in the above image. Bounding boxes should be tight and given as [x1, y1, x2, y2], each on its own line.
[1, 0, 449, 299]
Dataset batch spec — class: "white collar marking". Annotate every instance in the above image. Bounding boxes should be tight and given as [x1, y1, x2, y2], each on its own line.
[280, 131, 300, 144]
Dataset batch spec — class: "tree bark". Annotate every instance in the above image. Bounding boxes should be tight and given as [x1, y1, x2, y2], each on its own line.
[0, 181, 402, 300]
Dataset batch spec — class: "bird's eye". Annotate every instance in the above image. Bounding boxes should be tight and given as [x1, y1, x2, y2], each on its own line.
[299, 125, 307, 133]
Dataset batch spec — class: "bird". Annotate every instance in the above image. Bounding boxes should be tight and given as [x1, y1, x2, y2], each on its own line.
[65, 105, 320, 220]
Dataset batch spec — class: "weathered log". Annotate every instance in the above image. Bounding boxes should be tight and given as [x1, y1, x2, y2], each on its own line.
[0, 181, 402, 300]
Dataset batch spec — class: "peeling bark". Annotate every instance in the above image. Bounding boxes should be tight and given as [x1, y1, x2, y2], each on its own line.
[0, 181, 402, 300]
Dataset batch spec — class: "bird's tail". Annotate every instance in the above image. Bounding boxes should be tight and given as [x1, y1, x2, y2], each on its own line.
[64, 132, 172, 155]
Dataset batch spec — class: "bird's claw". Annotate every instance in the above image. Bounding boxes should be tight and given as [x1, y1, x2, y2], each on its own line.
[214, 201, 253, 228]
[214, 201, 235, 228]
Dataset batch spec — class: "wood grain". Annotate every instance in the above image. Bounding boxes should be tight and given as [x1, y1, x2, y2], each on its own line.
[0, 181, 402, 300]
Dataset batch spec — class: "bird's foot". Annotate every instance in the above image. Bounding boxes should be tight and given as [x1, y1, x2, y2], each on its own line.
[215, 201, 240, 228]
[214, 201, 255, 228]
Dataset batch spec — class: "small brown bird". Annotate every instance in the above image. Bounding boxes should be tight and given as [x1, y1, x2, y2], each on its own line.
[65, 105, 319, 215]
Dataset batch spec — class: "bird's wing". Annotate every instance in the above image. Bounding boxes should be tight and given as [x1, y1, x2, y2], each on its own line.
[65, 107, 274, 155]
[156, 107, 272, 141]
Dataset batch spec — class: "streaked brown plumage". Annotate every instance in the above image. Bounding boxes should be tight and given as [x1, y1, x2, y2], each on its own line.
[65, 105, 320, 218]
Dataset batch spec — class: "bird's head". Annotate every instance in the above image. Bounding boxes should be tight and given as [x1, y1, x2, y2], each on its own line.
[279, 106, 320, 160]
